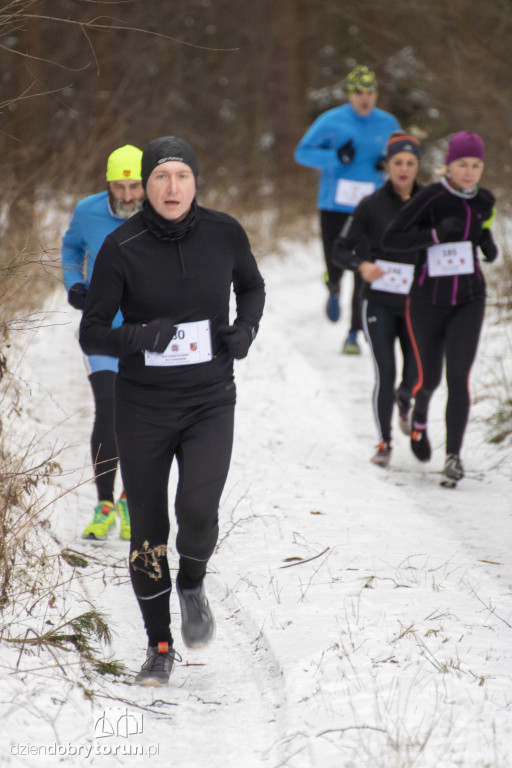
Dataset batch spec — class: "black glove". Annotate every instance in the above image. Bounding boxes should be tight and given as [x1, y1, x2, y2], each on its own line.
[375, 156, 386, 172]
[219, 322, 255, 360]
[337, 139, 355, 165]
[435, 217, 466, 243]
[135, 318, 177, 353]
[479, 229, 498, 263]
[68, 282, 88, 310]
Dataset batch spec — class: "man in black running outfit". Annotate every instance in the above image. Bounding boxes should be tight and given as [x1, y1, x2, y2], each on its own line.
[80, 136, 265, 685]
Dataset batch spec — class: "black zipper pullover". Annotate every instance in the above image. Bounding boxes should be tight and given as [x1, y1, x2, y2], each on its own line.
[80, 201, 265, 406]
[382, 181, 496, 306]
[333, 180, 422, 308]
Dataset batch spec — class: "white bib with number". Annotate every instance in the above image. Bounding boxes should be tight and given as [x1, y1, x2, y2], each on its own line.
[427, 241, 474, 277]
[371, 260, 414, 295]
[144, 319, 212, 367]
[335, 179, 375, 208]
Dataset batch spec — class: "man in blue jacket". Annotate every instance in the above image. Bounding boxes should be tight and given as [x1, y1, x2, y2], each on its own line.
[295, 65, 400, 353]
[62, 144, 144, 542]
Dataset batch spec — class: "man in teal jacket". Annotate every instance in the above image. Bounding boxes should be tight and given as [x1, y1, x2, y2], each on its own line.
[62, 144, 144, 542]
[295, 65, 400, 353]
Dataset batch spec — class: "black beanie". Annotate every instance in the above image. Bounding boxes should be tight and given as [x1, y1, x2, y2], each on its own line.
[385, 134, 421, 161]
[141, 136, 198, 188]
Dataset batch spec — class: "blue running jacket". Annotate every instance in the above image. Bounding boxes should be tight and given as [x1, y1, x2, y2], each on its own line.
[295, 103, 400, 213]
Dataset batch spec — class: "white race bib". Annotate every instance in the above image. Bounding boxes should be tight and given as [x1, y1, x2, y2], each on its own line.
[144, 320, 212, 367]
[371, 260, 414, 295]
[427, 241, 474, 277]
[335, 179, 375, 208]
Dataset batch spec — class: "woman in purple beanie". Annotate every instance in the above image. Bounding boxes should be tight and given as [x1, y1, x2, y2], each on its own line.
[382, 131, 498, 487]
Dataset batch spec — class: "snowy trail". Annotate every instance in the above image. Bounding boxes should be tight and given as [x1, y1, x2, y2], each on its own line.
[2, 241, 512, 767]
[3, 301, 289, 767]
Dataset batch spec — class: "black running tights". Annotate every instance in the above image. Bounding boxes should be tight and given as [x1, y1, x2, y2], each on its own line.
[88, 370, 119, 503]
[114, 386, 235, 645]
[362, 298, 417, 444]
[406, 297, 485, 456]
[320, 209, 363, 332]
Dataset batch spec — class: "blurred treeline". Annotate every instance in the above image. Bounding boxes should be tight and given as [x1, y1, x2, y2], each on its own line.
[1, 0, 512, 243]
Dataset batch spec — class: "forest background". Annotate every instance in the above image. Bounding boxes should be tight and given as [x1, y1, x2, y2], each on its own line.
[1, 1, 512, 390]
[2, 0, 512, 253]
[1, 0, 512, 735]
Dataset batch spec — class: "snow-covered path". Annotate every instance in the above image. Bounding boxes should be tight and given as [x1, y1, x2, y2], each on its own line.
[2, 242, 511, 767]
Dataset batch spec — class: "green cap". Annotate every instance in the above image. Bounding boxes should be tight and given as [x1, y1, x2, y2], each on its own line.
[346, 65, 378, 95]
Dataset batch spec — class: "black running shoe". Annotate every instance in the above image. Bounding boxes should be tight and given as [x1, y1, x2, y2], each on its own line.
[440, 454, 464, 488]
[135, 642, 179, 686]
[177, 582, 216, 649]
[410, 424, 431, 462]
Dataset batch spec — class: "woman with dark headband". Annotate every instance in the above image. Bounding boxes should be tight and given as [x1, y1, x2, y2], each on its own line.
[333, 132, 421, 466]
[383, 131, 498, 487]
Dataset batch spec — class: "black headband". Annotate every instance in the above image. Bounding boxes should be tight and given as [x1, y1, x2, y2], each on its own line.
[385, 135, 421, 160]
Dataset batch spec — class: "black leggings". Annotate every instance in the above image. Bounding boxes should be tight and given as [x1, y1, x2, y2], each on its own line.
[362, 298, 417, 444]
[114, 382, 235, 644]
[88, 370, 119, 503]
[320, 210, 362, 332]
[406, 297, 485, 456]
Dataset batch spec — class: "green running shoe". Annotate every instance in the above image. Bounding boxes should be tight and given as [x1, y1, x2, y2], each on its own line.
[116, 494, 131, 541]
[342, 331, 361, 355]
[81, 501, 116, 542]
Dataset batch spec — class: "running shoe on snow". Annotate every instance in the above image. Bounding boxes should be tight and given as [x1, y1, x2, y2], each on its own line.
[326, 292, 341, 323]
[135, 641, 180, 686]
[342, 331, 361, 355]
[177, 582, 216, 649]
[440, 454, 464, 488]
[81, 501, 116, 542]
[116, 494, 130, 541]
[410, 423, 431, 462]
[370, 442, 392, 467]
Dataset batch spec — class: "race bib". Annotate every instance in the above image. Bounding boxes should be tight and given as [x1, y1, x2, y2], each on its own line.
[371, 260, 414, 295]
[427, 241, 474, 277]
[335, 179, 375, 208]
[144, 320, 212, 367]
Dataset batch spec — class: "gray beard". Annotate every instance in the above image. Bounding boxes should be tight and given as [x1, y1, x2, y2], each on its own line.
[111, 197, 143, 219]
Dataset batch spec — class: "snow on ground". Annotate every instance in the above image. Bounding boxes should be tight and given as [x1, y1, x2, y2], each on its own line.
[1, 241, 512, 768]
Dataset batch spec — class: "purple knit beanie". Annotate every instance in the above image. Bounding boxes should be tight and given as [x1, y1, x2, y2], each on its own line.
[446, 131, 485, 164]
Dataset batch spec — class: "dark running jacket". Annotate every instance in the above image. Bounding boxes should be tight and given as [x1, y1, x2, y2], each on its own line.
[79, 201, 265, 406]
[332, 179, 422, 308]
[382, 179, 497, 306]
